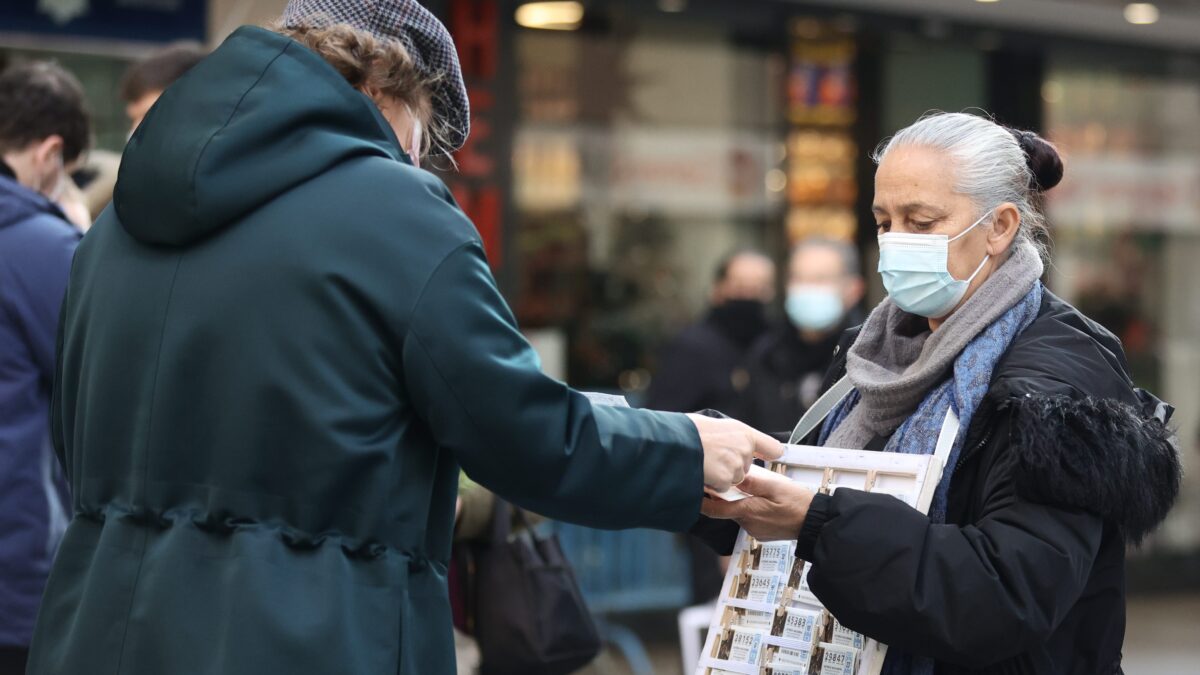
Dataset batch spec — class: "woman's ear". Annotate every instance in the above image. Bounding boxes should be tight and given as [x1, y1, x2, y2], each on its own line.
[988, 202, 1021, 256]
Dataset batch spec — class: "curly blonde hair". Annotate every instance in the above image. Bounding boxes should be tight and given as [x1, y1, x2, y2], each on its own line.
[272, 21, 452, 161]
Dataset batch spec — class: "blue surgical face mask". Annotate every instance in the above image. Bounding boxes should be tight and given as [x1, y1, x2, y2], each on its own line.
[786, 285, 844, 332]
[877, 210, 992, 318]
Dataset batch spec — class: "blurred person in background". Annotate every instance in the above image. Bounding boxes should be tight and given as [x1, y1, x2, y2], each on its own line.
[24, 2, 780, 674]
[702, 112, 1181, 674]
[645, 249, 774, 605]
[0, 61, 91, 231]
[68, 149, 121, 225]
[645, 249, 776, 422]
[60, 42, 208, 228]
[745, 238, 865, 434]
[0, 61, 88, 675]
[120, 41, 207, 134]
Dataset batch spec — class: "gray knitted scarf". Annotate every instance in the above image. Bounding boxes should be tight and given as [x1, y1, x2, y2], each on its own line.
[826, 241, 1044, 448]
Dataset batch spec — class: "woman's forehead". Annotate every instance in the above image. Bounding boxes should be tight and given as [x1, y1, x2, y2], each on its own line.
[873, 145, 960, 212]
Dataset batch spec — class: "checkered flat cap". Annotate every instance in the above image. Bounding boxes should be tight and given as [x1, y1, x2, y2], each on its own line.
[283, 0, 469, 153]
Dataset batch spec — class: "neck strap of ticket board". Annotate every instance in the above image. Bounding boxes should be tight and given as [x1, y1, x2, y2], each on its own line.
[787, 376, 962, 467]
[788, 376, 854, 445]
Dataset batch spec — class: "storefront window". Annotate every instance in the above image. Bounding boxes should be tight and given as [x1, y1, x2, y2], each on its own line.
[1044, 62, 1200, 550]
[512, 15, 786, 392]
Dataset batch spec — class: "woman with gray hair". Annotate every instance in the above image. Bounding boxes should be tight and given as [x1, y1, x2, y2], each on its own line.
[701, 112, 1180, 674]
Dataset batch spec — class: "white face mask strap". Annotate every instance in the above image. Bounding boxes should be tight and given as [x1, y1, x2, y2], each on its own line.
[964, 251, 991, 284]
[949, 209, 993, 243]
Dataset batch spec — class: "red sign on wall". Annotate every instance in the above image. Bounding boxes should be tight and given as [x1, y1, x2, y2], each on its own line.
[446, 0, 507, 269]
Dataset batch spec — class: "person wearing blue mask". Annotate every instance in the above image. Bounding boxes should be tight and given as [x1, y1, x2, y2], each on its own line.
[697, 112, 1180, 675]
[745, 239, 865, 434]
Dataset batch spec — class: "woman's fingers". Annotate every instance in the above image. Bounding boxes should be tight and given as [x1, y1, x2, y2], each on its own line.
[701, 495, 747, 520]
[750, 429, 784, 461]
[732, 468, 791, 501]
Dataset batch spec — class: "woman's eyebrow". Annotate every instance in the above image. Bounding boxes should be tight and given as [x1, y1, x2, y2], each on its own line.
[901, 202, 946, 215]
[872, 201, 945, 216]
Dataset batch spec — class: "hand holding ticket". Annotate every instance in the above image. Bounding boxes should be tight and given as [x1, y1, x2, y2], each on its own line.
[704, 464, 778, 501]
[686, 414, 783, 493]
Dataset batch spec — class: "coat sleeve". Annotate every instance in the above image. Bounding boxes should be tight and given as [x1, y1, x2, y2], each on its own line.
[402, 241, 704, 532]
[796, 411, 1104, 668]
[0, 215, 78, 383]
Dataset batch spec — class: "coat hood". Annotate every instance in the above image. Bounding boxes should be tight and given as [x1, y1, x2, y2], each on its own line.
[0, 172, 63, 230]
[987, 291, 1181, 544]
[115, 26, 406, 247]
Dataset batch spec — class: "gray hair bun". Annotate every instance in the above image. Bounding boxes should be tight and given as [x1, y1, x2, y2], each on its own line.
[1008, 128, 1064, 192]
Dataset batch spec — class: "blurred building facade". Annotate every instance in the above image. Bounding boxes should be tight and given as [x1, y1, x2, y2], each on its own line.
[1, 0, 1197, 558]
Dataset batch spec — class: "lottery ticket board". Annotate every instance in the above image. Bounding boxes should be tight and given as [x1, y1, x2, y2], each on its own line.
[695, 444, 945, 675]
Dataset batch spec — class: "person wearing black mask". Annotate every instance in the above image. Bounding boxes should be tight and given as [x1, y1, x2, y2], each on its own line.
[646, 249, 775, 420]
[645, 248, 774, 603]
[745, 238, 865, 434]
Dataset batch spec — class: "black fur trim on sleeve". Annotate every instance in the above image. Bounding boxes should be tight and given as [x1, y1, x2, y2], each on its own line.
[1009, 394, 1182, 544]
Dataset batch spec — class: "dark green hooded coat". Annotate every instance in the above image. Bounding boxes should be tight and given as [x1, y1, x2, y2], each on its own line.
[28, 27, 703, 675]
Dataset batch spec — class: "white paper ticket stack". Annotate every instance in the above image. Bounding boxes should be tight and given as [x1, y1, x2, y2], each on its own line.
[694, 377, 954, 675]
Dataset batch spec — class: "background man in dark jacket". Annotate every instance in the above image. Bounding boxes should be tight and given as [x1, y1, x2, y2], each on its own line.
[0, 61, 88, 675]
[645, 249, 776, 421]
[745, 238, 864, 435]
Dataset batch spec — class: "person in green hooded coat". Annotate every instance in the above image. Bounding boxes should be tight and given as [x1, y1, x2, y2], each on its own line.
[26, 2, 782, 674]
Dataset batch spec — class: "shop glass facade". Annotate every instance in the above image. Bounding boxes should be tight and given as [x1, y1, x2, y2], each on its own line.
[1044, 57, 1200, 551]
[509, 8, 790, 392]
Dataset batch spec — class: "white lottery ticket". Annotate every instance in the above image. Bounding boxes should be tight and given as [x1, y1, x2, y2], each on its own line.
[770, 644, 814, 669]
[831, 619, 865, 650]
[727, 628, 765, 665]
[779, 607, 822, 644]
[819, 642, 859, 675]
[737, 609, 775, 630]
[755, 541, 794, 574]
[580, 391, 630, 407]
[743, 571, 782, 604]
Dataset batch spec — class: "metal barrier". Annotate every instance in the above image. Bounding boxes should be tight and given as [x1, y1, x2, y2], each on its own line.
[552, 524, 693, 674]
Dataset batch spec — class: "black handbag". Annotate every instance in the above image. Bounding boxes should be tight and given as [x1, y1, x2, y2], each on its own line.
[472, 499, 601, 675]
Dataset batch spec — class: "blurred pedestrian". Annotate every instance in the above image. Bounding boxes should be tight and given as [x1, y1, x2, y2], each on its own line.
[701, 112, 1181, 674]
[645, 248, 774, 604]
[0, 61, 87, 675]
[119, 41, 207, 133]
[745, 238, 864, 434]
[69, 149, 121, 223]
[645, 249, 776, 421]
[25, 3, 781, 674]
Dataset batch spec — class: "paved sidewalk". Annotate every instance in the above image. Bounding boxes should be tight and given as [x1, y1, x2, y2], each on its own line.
[587, 593, 1200, 675]
[1122, 593, 1200, 675]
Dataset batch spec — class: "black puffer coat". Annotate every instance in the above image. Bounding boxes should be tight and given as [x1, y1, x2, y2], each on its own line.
[695, 291, 1181, 674]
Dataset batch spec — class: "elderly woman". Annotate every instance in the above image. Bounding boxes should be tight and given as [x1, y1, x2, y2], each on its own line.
[702, 112, 1180, 674]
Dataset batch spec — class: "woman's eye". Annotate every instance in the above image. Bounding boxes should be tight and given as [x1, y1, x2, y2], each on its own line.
[911, 220, 935, 230]
[876, 222, 891, 232]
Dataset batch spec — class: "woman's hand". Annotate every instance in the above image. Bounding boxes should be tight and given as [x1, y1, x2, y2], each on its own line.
[701, 470, 815, 541]
[686, 414, 783, 492]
